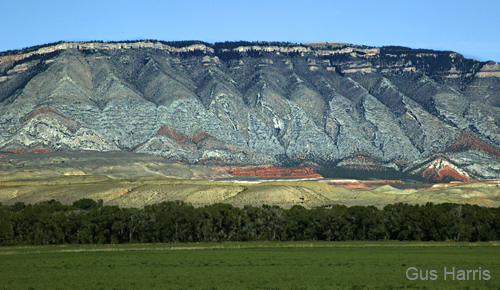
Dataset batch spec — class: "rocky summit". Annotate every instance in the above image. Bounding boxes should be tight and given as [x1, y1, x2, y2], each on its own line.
[1, 40, 499, 181]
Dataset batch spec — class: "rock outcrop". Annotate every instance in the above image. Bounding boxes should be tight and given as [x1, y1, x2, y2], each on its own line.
[213, 164, 322, 178]
[1, 40, 499, 181]
[410, 157, 476, 182]
[0, 106, 118, 152]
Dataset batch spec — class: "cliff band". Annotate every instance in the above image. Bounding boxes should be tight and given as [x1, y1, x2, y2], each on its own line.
[1, 40, 499, 181]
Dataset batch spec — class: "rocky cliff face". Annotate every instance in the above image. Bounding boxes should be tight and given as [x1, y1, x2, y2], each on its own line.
[1, 40, 499, 181]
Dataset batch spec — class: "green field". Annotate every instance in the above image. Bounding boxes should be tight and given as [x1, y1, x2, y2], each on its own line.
[1, 242, 499, 290]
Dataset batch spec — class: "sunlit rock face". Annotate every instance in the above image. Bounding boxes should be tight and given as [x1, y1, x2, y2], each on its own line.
[1, 41, 499, 181]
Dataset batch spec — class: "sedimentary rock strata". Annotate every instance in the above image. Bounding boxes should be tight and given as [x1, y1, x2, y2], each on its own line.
[213, 164, 322, 178]
[1, 41, 499, 181]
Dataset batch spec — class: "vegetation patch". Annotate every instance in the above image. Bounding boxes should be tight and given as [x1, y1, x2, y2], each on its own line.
[0, 241, 499, 289]
[1, 200, 500, 246]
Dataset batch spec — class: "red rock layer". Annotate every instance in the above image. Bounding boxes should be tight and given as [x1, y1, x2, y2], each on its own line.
[135, 126, 258, 165]
[24, 106, 69, 123]
[4, 148, 52, 154]
[198, 157, 226, 165]
[129, 142, 145, 152]
[485, 180, 500, 184]
[5, 149, 25, 154]
[338, 153, 385, 171]
[155, 125, 189, 145]
[213, 164, 322, 178]
[31, 148, 51, 153]
[326, 180, 400, 189]
[152, 126, 217, 148]
[446, 131, 500, 158]
[429, 182, 461, 189]
[334, 182, 372, 189]
[190, 130, 213, 143]
[422, 165, 474, 182]
[364, 180, 403, 185]
[22, 106, 80, 133]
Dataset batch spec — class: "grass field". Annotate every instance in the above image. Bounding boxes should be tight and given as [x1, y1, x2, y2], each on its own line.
[1, 241, 499, 289]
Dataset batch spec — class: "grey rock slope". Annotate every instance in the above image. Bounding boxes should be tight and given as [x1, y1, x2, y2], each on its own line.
[1, 41, 499, 180]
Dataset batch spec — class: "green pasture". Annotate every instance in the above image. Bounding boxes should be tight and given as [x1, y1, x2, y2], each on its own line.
[1, 241, 499, 290]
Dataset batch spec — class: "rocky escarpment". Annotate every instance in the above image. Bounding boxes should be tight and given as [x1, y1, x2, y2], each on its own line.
[409, 157, 476, 182]
[0, 106, 118, 152]
[134, 124, 275, 164]
[1, 40, 500, 181]
[213, 164, 322, 178]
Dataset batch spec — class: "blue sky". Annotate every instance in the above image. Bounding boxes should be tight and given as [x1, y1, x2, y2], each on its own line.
[2, 0, 499, 62]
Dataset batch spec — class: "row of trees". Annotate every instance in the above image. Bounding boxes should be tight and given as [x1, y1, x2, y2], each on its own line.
[1, 200, 499, 246]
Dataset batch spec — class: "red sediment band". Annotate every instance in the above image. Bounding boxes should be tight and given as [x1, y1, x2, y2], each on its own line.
[213, 165, 322, 178]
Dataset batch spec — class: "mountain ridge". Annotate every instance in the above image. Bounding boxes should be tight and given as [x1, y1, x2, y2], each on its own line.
[1, 40, 499, 182]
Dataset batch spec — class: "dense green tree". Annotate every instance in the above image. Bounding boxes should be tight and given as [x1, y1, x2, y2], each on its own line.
[259, 205, 286, 241]
[10, 202, 26, 213]
[199, 203, 243, 242]
[145, 201, 199, 243]
[325, 205, 352, 241]
[0, 203, 13, 245]
[383, 203, 422, 240]
[1, 200, 499, 245]
[73, 198, 99, 210]
[347, 206, 385, 240]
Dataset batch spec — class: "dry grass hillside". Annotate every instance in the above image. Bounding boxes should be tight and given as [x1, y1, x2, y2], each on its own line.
[0, 151, 499, 209]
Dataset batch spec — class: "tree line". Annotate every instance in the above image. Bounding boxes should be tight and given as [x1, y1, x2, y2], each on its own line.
[0, 200, 499, 246]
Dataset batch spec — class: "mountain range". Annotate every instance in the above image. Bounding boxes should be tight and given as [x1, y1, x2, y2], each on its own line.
[1, 40, 499, 182]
